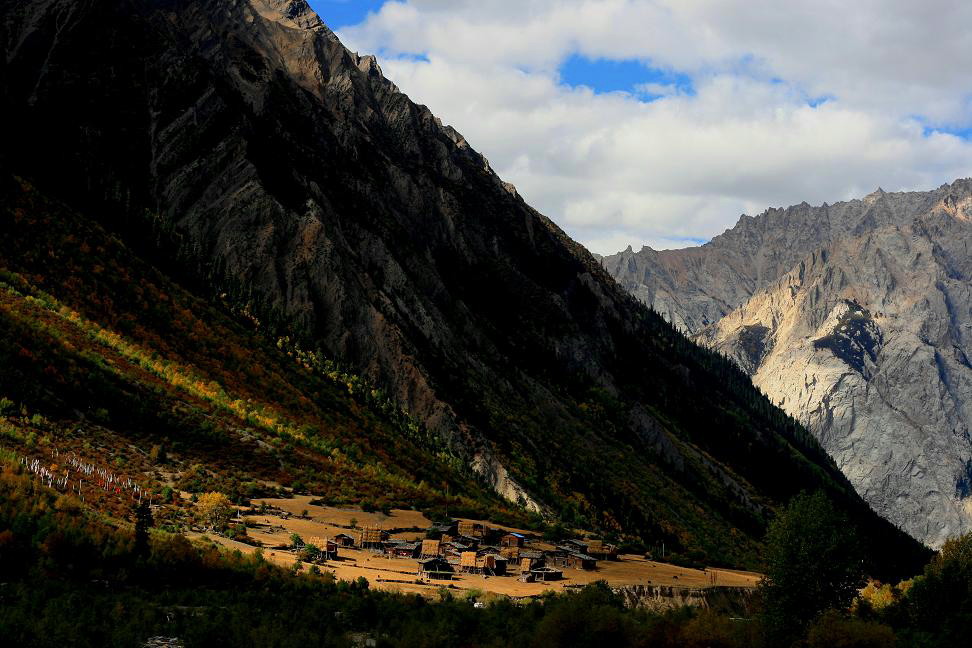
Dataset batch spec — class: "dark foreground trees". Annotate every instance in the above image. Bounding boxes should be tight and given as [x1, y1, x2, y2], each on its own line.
[759, 491, 866, 645]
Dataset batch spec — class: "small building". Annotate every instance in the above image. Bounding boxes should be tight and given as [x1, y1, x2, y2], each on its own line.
[306, 537, 339, 560]
[323, 539, 339, 560]
[459, 551, 479, 572]
[385, 541, 420, 559]
[333, 533, 356, 547]
[358, 527, 386, 549]
[500, 546, 520, 560]
[501, 532, 525, 548]
[430, 522, 457, 537]
[530, 567, 563, 582]
[478, 554, 508, 576]
[457, 520, 488, 538]
[584, 539, 617, 560]
[562, 539, 589, 554]
[420, 539, 441, 558]
[519, 550, 544, 572]
[564, 552, 597, 571]
[418, 557, 454, 580]
[441, 541, 469, 557]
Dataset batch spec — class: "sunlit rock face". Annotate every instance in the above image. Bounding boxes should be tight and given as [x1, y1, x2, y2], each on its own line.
[602, 182, 972, 547]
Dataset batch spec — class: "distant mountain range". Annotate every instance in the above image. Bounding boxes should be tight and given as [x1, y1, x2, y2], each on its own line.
[0, 0, 926, 574]
[601, 181, 972, 547]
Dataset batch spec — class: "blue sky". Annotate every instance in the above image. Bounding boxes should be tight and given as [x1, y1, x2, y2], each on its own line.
[558, 55, 694, 98]
[315, 1, 972, 255]
[308, 0, 385, 29]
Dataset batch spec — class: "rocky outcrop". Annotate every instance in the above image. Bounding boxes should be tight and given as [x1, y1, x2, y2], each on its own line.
[614, 584, 757, 617]
[602, 182, 972, 546]
[0, 0, 927, 571]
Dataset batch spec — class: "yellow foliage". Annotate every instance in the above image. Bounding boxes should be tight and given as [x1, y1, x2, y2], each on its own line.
[196, 492, 233, 530]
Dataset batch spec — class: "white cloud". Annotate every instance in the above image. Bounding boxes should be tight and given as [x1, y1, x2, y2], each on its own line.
[337, 1, 972, 254]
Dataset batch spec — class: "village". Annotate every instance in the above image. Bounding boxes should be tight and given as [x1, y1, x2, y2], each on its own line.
[196, 495, 763, 599]
[15, 448, 761, 600]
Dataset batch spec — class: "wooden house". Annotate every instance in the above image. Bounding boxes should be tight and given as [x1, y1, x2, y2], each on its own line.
[420, 539, 441, 558]
[519, 550, 544, 572]
[478, 554, 508, 576]
[441, 541, 470, 557]
[459, 551, 479, 572]
[323, 538, 339, 560]
[306, 537, 339, 560]
[501, 532, 525, 548]
[418, 557, 454, 580]
[385, 541, 420, 559]
[426, 521, 458, 538]
[529, 566, 563, 582]
[562, 539, 589, 554]
[333, 533, 356, 547]
[564, 552, 597, 570]
[584, 539, 617, 560]
[457, 520, 487, 538]
[358, 527, 386, 549]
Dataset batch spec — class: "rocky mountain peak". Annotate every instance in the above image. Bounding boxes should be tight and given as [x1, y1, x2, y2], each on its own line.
[602, 183, 972, 546]
[253, 0, 328, 32]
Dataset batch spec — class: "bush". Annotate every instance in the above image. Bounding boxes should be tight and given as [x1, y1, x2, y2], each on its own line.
[0, 397, 14, 415]
[807, 610, 896, 648]
[149, 443, 167, 465]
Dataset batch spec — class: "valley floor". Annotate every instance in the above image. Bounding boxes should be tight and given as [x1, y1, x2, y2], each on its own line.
[192, 495, 762, 600]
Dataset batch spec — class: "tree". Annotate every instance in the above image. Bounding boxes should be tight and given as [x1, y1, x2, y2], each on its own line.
[133, 501, 153, 558]
[149, 443, 167, 465]
[301, 543, 320, 562]
[896, 531, 972, 644]
[196, 492, 233, 531]
[759, 491, 865, 645]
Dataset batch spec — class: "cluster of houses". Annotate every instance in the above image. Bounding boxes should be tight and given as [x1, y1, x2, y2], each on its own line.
[364, 519, 617, 583]
[283, 517, 618, 583]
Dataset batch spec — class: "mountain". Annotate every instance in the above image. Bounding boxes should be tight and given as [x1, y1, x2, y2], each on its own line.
[0, 174, 522, 521]
[0, 0, 927, 572]
[601, 182, 972, 547]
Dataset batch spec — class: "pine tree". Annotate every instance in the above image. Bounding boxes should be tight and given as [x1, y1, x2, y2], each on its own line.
[134, 501, 152, 558]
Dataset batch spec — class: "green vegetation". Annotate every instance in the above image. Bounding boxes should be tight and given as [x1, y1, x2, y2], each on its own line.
[0, 178, 528, 528]
[759, 492, 866, 644]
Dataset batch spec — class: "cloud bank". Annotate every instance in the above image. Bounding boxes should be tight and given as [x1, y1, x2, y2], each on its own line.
[334, 0, 972, 254]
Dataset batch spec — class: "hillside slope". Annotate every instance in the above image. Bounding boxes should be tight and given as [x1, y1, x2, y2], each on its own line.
[0, 175, 515, 523]
[0, 0, 926, 572]
[602, 183, 972, 547]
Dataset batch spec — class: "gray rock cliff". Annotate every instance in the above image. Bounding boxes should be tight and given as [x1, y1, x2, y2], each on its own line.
[602, 181, 972, 546]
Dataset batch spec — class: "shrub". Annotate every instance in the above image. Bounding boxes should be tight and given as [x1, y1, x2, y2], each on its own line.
[149, 443, 167, 464]
[807, 610, 896, 648]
